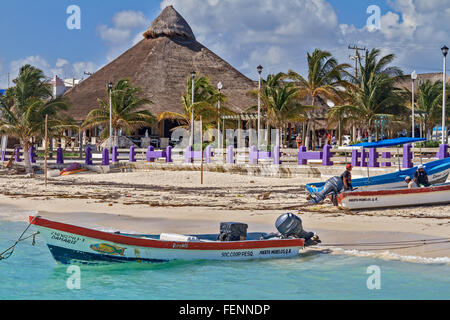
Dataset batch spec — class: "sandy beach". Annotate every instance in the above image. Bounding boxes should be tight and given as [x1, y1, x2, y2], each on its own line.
[0, 169, 449, 262]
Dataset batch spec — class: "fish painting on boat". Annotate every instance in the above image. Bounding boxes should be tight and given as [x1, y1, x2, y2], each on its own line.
[90, 243, 126, 256]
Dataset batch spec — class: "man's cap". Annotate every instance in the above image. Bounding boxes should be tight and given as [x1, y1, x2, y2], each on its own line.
[418, 165, 425, 169]
[405, 176, 411, 181]
[346, 164, 353, 170]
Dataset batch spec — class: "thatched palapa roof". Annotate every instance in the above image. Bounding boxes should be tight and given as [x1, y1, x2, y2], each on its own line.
[64, 6, 256, 122]
[143, 5, 196, 40]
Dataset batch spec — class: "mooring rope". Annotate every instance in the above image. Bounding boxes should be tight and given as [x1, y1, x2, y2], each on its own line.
[0, 216, 40, 261]
[320, 238, 450, 249]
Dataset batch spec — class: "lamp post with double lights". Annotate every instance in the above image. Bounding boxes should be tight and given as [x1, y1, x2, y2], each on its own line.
[411, 70, 417, 138]
[190, 71, 196, 146]
[257, 65, 263, 148]
[441, 45, 448, 144]
[217, 82, 223, 149]
[108, 82, 113, 147]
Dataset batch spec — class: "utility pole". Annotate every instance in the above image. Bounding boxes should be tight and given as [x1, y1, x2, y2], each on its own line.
[348, 45, 366, 81]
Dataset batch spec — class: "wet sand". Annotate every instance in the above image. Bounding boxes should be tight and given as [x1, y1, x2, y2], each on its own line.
[0, 170, 448, 262]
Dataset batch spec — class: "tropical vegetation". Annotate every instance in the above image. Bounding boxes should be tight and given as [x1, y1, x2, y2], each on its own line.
[0, 65, 74, 172]
[82, 78, 155, 144]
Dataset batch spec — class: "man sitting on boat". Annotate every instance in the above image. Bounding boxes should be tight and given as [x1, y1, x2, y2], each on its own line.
[341, 164, 353, 191]
[414, 165, 430, 188]
[405, 176, 418, 189]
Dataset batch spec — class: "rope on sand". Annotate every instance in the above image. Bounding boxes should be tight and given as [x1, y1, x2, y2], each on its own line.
[0, 216, 40, 261]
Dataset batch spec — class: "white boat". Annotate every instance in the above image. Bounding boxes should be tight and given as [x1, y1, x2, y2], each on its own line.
[338, 183, 450, 210]
[30, 216, 313, 265]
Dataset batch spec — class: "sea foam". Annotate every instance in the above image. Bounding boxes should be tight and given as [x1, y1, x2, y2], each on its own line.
[328, 246, 450, 265]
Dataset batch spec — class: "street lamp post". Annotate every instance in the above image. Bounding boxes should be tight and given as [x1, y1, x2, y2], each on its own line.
[217, 82, 223, 149]
[441, 45, 448, 145]
[108, 82, 113, 147]
[411, 70, 417, 138]
[257, 65, 263, 149]
[190, 71, 196, 147]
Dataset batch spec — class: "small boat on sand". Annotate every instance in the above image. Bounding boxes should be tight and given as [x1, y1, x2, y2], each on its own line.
[338, 183, 450, 210]
[30, 214, 320, 265]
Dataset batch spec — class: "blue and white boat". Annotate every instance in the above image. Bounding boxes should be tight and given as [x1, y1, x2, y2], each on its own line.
[306, 138, 450, 194]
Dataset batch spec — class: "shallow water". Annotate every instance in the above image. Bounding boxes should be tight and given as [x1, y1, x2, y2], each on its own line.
[1, 218, 449, 300]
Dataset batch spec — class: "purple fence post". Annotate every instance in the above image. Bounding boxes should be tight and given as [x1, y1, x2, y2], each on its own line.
[1, 151, 5, 161]
[226, 146, 235, 164]
[368, 148, 379, 167]
[403, 144, 413, 168]
[147, 146, 155, 162]
[436, 144, 449, 159]
[85, 147, 93, 165]
[382, 152, 391, 167]
[56, 147, 64, 164]
[166, 146, 172, 163]
[129, 146, 136, 163]
[322, 144, 333, 166]
[249, 146, 258, 165]
[112, 146, 119, 163]
[185, 146, 193, 163]
[102, 148, 110, 166]
[203, 146, 211, 164]
[297, 146, 307, 165]
[351, 149, 360, 167]
[273, 145, 281, 165]
[29, 146, 36, 164]
[360, 148, 368, 167]
[15, 147, 22, 163]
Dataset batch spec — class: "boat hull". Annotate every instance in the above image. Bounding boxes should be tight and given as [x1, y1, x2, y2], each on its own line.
[338, 184, 450, 210]
[30, 217, 304, 265]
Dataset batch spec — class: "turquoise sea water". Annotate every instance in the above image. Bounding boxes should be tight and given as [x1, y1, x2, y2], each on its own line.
[1, 219, 449, 300]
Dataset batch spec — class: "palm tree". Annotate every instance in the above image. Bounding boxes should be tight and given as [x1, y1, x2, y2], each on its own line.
[158, 73, 230, 137]
[82, 79, 155, 144]
[401, 80, 445, 139]
[0, 65, 73, 172]
[344, 49, 406, 141]
[248, 73, 311, 147]
[287, 49, 351, 149]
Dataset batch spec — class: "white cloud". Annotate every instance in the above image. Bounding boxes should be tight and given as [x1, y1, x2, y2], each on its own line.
[98, 10, 150, 61]
[159, 0, 449, 78]
[8, 55, 98, 83]
[113, 11, 150, 30]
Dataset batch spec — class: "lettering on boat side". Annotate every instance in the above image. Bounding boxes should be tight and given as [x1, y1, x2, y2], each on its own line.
[259, 249, 292, 255]
[221, 251, 253, 257]
[51, 231, 83, 245]
[348, 198, 378, 203]
[179, 304, 271, 317]
[172, 243, 189, 249]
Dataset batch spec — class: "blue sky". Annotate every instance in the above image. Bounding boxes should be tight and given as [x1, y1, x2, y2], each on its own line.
[0, 0, 448, 88]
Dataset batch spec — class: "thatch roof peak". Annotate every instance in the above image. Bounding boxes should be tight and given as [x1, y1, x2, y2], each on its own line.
[143, 6, 196, 40]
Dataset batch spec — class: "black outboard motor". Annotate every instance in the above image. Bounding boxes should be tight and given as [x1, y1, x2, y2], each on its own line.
[275, 213, 320, 246]
[309, 176, 344, 205]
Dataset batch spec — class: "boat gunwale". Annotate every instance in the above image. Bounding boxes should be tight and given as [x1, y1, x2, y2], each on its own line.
[338, 183, 450, 201]
[29, 216, 305, 251]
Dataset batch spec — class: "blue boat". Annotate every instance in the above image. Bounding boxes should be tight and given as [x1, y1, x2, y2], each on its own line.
[306, 138, 450, 194]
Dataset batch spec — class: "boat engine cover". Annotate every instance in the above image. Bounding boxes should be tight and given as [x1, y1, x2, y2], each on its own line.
[309, 176, 344, 205]
[276, 213, 316, 242]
